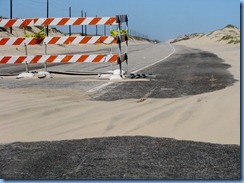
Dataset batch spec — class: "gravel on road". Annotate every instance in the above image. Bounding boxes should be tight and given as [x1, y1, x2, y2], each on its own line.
[0, 136, 240, 179]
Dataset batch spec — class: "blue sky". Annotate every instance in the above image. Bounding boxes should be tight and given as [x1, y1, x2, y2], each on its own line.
[0, 0, 241, 42]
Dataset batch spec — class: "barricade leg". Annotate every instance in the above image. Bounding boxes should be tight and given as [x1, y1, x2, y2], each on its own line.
[24, 43, 29, 73]
[44, 63, 47, 72]
[119, 62, 122, 77]
[25, 62, 29, 73]
[44, 43, 48, 72]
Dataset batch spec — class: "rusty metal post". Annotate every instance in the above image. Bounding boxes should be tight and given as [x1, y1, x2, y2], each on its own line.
[85, 12, 87, 35]
[96, 15, 98, 36]
[81, 10, 84, 36]
[69, 6, 71, 36]
[46, 0, 49, 36]
[10, 0, 13, 34]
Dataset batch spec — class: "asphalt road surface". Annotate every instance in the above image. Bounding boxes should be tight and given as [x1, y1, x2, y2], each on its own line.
[91, 45, 236, 101]
[0, 136, 240, 179]
[0, 43, 173, 75]
[0, 43, 174, 92]
[0, 44, 236, 100]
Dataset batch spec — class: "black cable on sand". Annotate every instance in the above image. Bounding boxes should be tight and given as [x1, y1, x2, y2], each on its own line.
[0, 136, 240, 179]
[0, 71, 99, 76]
[48, 70, 98, 76]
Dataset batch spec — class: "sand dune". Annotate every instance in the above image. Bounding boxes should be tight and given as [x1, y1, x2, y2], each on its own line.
[171, 25, 240, 45]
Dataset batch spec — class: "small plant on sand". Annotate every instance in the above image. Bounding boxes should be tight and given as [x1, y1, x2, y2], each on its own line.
[224, 24, 237, 29]
[218, 35, 240, 44]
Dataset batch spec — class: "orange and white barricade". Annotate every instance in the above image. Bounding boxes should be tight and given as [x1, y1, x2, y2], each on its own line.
[0, 15, 128, 77]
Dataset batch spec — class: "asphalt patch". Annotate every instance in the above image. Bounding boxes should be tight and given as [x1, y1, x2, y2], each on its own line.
[91, 48, 237, 101]
[0, 136, 240, 179]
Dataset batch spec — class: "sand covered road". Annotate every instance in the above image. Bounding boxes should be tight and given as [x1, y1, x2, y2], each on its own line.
[92, 45, 236, 100]
[0, 37, 240, 179]
[0, 40, 240, 145]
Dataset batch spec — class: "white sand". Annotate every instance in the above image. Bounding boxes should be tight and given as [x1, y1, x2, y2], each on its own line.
[0, 34, 240, 145]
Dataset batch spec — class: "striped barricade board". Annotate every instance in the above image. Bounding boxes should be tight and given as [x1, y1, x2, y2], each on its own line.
[0, 17, 117, 27]
[0, 14, 128, 76]
[0, 36, 117, 46]
[0, 54, 118, 64]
